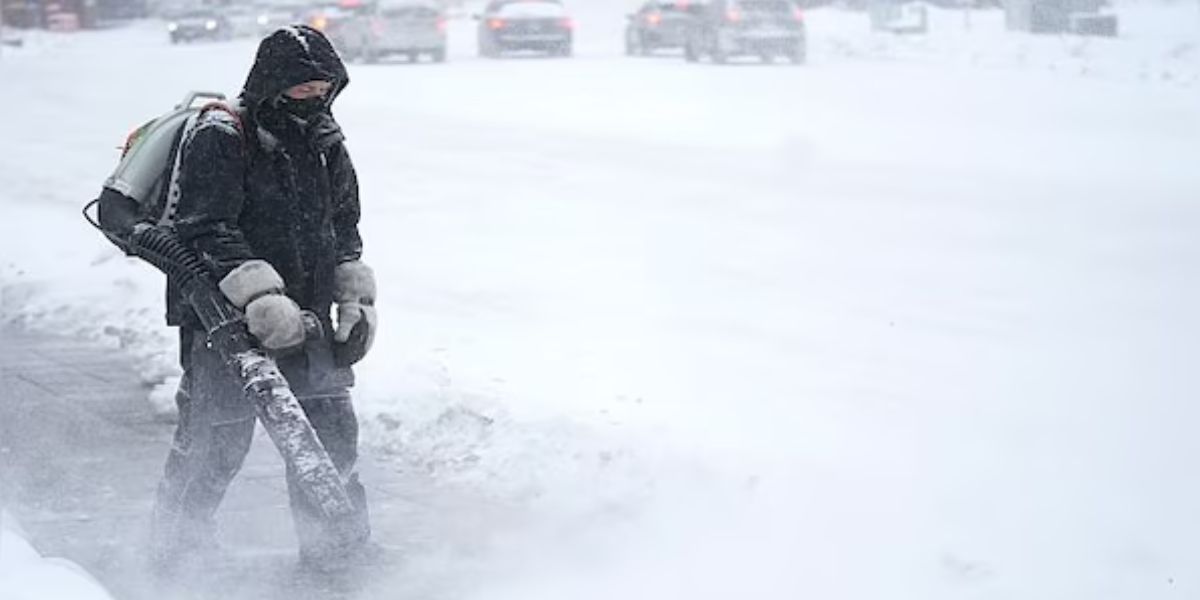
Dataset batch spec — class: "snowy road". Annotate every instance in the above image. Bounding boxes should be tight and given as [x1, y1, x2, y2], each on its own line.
[3, 3, 1200, 599]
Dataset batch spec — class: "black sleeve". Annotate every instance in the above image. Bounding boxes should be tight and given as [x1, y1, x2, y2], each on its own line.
[171, 114, 259, 280]
[329, 142, 364, 264]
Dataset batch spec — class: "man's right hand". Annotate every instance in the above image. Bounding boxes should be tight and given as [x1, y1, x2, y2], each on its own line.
[245, 295, 305, 351]
[219, 260, 305, 352]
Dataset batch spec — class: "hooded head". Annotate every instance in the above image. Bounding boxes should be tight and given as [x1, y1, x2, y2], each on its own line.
[241, 25, 350, 129]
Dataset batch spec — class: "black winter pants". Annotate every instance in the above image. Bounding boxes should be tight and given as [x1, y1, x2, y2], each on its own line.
[151, 328, 368, 560]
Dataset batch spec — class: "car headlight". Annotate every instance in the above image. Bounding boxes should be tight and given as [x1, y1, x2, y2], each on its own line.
[205, 19, 218, 30]
[167, 22, 178, 31]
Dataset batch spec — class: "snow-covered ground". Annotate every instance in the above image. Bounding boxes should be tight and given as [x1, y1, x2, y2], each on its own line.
[2, 1, 1199, 598]
[0, 511, 114, 599]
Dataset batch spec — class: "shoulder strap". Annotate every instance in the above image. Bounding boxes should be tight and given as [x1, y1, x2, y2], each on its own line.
[158, 102, 247, 228]
[198, 101, 247, 139]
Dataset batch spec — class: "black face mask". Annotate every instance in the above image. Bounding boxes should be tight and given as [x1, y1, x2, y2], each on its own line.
[275, 95, 327, 120]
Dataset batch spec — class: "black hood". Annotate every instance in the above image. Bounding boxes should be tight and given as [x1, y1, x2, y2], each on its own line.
[240, 25, 350, 119]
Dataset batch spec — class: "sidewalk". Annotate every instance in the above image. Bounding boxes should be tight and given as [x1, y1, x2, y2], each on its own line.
[0, 328, 444, 600]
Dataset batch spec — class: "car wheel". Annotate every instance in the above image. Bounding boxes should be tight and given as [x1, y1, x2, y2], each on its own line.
[684, 38, 699, 62]
[637, 34, 652, 56]
[406, 50, 420, 63]
[712, 48, 727, 64]
[554, 42, 572, 57]
[760, 52, 774, 64]
[431, 48, 447, 62]
[787, 44, 806, 65]
[363, 45, 378, 63]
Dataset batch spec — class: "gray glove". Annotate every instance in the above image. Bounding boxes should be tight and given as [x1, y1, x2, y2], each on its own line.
[219, 260, 305, 352]
[333, 260, 377, 360]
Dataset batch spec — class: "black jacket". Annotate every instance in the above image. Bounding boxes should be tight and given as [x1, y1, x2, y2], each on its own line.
[167, 26, 362, 334]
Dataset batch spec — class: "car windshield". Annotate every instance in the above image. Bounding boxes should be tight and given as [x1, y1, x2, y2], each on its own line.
[495, 1, 565, 17]
[736, 0, 793, 13]
[380, 4, 439, 17]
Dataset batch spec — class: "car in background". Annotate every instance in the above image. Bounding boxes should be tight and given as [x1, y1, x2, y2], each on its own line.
[685, 0, 805, 64]
[304, 1, 361, 48]
[475, 0, 573, 58]
[165, 8, 234, 43]
[624, 0, 703, 56]
[337, 0, 447, 62]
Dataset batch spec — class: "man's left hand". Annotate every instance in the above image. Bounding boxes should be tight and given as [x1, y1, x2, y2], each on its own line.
[333, 260, 377, 358]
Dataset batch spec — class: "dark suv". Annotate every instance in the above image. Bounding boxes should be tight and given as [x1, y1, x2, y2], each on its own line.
[624, 0, 703, 56]
[685, 0, 806, 64]
[165, 9, 234, 44]
[476, 0, 574, 58]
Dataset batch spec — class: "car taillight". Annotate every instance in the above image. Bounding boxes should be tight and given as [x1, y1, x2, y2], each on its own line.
[559, 17, 574, 29]
[437, 17, 446, 32]
[646, 12, 661, 26]
[725, 8, 742, 22]
[488, 18, 505, 29]
[792, 7, 804, 21]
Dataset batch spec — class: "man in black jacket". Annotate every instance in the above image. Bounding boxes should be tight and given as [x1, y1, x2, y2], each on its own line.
[150, 25, 377, 570]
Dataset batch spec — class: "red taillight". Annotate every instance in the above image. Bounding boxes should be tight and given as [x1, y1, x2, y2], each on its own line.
[559, 17, 574, 29]
[488, 18, 505, 29]
[725, 8, 742, 22]
[437, 17, 446, 32]
[792, 7, 804, 21]
[645, 12, 661, 26]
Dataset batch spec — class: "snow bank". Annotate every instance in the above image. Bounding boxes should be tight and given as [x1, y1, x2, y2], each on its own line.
[0, 512, 115, 600]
